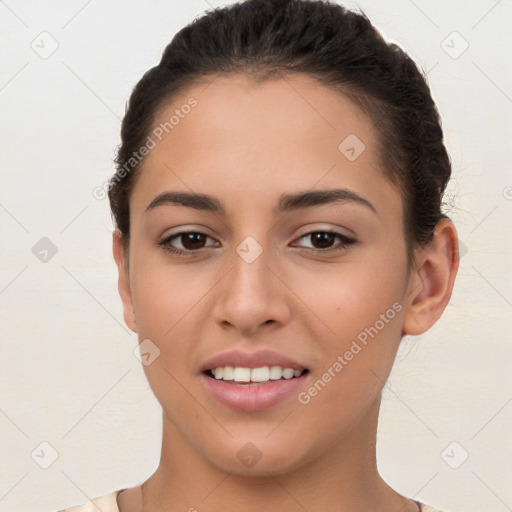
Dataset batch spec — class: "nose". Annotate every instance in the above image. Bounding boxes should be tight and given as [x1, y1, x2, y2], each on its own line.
[212, 242, 292, 336]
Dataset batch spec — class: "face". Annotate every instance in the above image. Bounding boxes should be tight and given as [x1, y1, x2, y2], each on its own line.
[116, 73, 419, 476]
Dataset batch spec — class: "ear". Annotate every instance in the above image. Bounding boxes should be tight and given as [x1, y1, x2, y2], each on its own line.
[402, 218, 460, 336]
[112, 230, 137, 333]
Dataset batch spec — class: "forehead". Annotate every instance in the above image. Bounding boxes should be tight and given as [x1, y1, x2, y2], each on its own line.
[130, 73, 399, 218]
[152, 72, 376, 155]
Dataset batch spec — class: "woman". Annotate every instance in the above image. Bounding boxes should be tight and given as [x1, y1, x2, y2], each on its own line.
[59, 0, 459, 510]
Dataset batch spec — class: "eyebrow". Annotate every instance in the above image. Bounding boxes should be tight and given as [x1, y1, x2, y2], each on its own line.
[145, 188, 377, 216]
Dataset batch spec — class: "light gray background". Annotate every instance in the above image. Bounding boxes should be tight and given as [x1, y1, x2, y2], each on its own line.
[1, 1, 511, 511]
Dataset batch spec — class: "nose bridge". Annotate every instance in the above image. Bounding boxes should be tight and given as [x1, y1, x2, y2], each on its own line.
[233, 237, 273, 295]
[213, 234, 291, 332]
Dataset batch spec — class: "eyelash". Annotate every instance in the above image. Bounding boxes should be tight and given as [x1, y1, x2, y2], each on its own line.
[158, 230, 356, 256]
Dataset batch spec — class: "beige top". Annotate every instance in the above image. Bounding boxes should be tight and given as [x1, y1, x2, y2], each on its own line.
[57, 489, 448, 512]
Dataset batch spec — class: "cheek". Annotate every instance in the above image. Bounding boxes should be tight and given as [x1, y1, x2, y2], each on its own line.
[128, 261, 204, 412]
[289, 249, 408, 415]
[293, 253, 407, 343]
[130, 252, 208, 338]
[292, 266, 406, 440]
[129, 253, 222, 388]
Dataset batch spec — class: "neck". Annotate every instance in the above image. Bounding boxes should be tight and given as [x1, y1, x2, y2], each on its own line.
[139, 397, 415, 512]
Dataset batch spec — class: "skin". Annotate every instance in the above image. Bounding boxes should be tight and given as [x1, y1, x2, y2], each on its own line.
[113, 73, 459, 512]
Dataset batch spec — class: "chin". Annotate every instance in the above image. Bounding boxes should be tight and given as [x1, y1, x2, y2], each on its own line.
[202, 438, 312, 477]
[213, 455, 304, 478]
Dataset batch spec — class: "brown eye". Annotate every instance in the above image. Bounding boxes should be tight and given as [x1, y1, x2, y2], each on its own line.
[178, 233, 208, 250]
[309, 232, 337, 249]
[294, 231, 356, 253]
[159, 231, 219, 254]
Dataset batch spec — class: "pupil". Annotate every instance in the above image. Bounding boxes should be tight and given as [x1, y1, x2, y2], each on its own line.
[183, 233, 205, 249]
[179, 233, 335, 250]
[312, 232, 334, 248]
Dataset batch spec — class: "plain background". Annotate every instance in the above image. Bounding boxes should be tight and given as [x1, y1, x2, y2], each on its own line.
[0, 1, 511, 511]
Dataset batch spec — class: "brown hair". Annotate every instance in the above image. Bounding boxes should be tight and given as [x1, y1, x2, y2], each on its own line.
[109, 0, 451, 263]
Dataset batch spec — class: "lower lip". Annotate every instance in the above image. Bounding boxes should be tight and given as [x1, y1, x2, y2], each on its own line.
[201, 373, 308, 412]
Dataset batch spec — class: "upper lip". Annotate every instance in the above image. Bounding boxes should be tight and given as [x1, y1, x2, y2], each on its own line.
[200, 349, 307, 372]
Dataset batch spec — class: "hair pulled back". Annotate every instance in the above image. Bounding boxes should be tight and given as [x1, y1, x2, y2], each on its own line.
[109, 0, 451, 260]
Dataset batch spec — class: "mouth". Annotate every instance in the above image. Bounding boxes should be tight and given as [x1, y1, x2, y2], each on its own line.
[204, 366, 310, 385]
[199, 349, 311, 411]
[200, 365, 311, 411]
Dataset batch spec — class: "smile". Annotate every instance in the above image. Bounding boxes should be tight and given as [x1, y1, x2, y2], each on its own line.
[208, 365, 308, 383]
[201, 367, 310, 412]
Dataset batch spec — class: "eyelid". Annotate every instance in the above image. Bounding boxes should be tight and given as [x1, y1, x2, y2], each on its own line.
[159, 224, 217, 243]
[291, 221, 355, 240]
[291, 229, 356, 251]
[158, 227, 356, 256]
[293, 222, 357, 239]
[158, 229, 219, 253]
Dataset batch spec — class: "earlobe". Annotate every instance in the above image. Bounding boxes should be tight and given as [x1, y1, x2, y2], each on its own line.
[112, 230, 138, 333]
[402, 218, 460, 336]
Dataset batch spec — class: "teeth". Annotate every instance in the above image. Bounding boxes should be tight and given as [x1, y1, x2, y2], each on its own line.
[251, 366, 270, 382]
[269, 365, 282, 380]
[234, 367, 250, 382]
[210, 365, 305, 383]
[221, 366, 234, 380]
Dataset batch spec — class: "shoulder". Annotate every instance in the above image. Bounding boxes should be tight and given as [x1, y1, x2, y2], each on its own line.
[55, 490, 121, 512]
[419, 503, 450, 512]
[55, 493, 448, 512]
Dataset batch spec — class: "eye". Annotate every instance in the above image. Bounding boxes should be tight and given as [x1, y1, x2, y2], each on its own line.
[158, 231, 220, 255]
[158, 229, 356, 256]
[292, 230, 356, 253]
